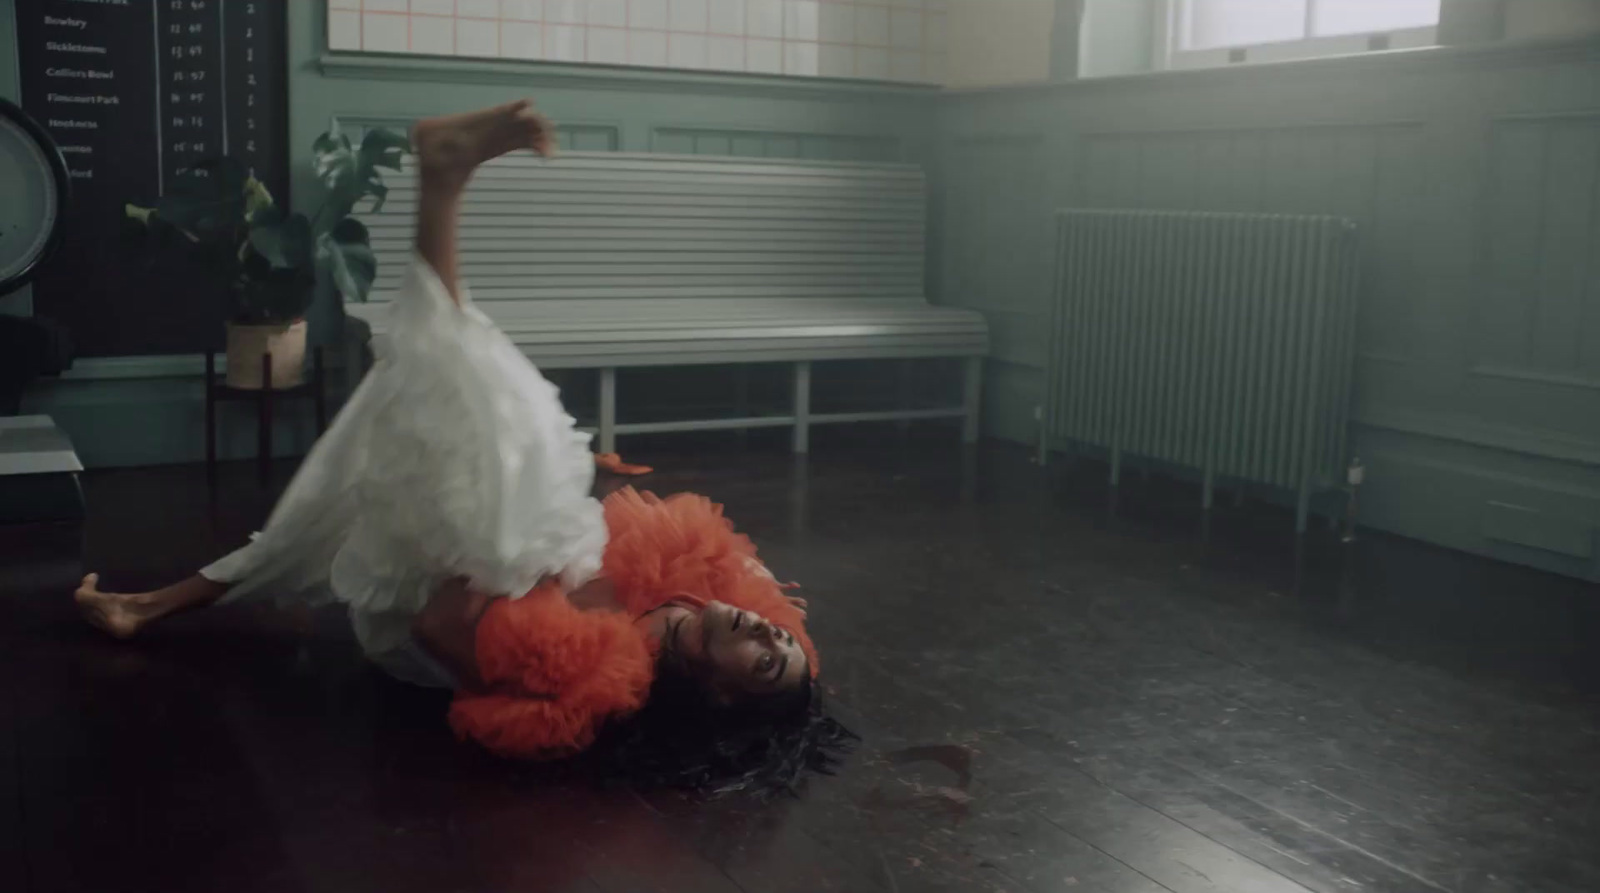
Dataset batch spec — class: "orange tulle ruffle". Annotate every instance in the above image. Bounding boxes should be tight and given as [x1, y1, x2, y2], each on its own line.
[449, 487, 818, 759]
[448, 582, 656, 759]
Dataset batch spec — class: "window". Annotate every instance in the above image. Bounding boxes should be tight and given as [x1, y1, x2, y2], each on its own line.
[1311, 0, 1441, 38]
[1166, 0, 1440, 69]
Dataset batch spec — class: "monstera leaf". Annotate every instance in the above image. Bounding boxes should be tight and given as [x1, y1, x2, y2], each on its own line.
[123, 201, 214, 276]
[361, 127, 410, 176]
[121, 124, 404, 324]
[243, 176, 276, 220]
[317, 217, 376, 304]
[153, 157, 250, 244]
[313, 124, 411, 223]
[248, 209, 314, 271]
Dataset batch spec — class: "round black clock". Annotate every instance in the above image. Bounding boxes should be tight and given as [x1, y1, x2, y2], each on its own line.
[0, 97, 70, 297]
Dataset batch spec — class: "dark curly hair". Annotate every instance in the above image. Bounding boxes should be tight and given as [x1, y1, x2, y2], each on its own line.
[579, 661, 857, 799]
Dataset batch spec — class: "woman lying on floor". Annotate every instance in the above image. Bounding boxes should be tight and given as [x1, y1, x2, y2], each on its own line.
[73, 100, 851, 797]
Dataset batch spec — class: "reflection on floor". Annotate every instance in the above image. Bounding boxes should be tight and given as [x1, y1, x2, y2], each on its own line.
[2, 434, 1597, 893]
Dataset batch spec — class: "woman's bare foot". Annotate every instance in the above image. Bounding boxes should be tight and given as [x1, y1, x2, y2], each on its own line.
[74, 574, 163, 640]
[74, 572, 229, 640]
[412, 99, 554, 186]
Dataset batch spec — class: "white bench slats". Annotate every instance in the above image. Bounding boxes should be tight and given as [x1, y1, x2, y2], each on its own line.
[388, 287, 932, 304]
[370, 259, 922, 277]
[366, 219, 923, 236]
[372, 264, 921, 287]
[376, 199, 925, 220]
[374, 284, 928, 300]
[345, 152, 987, 452]
[455, 150, 921, 173]
[459, 297, 969, 321]
[369, 237, 921, 253]
[458, 166, 924, 187]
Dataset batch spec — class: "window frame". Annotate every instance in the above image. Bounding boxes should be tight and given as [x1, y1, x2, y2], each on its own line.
[1156, 0, 1440, 71]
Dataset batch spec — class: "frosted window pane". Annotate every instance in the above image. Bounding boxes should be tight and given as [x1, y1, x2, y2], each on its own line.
[1184, 0, 1308, 50]
[1313, 0, 1439, 36]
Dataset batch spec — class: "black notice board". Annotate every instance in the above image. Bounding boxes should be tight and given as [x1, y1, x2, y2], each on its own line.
[15, 0, 288, 357]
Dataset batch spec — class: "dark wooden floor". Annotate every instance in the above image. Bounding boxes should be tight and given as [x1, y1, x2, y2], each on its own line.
[2, 435, 1598, 893]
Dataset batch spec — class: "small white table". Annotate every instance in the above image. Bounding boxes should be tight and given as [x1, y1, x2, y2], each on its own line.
[0, 415, 84, 523]
[0, 415, 82, 475]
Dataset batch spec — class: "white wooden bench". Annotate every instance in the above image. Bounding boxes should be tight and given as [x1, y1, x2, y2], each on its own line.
[344, 152, 988, 453]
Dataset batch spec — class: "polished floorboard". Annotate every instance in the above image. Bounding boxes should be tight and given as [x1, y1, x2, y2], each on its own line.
[1, 436, 1597, 893]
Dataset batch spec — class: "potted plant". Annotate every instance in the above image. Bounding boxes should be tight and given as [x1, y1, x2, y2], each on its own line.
[126, 125, 410, 389]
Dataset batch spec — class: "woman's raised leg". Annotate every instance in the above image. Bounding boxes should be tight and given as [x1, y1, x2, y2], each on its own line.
[410, 100, 555, 304]
[74, 573, 230, 639]
[74, 102, 559, 642]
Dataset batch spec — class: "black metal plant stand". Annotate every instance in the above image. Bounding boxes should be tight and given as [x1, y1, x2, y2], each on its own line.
[205, 348, 326, 489]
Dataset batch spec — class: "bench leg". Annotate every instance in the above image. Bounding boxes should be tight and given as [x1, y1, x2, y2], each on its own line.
[896, 359, 915, 434]
[961, 356, 983, 445]
[791, 361, 811, 455]
[599, 367, 617, 454]
[734, 365, 750, 450]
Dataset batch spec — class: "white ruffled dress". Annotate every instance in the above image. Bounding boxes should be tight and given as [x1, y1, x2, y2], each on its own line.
[201, 255, 608, 685]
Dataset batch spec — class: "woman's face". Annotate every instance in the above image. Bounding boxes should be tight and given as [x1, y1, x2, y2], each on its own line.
[697, 600, 809, 701]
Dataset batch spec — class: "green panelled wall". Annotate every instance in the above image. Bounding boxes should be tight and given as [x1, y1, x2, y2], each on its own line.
[7, 0, 1600, 581]
[2, 0, 934, 468]
[936, 41, 1600, 580]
